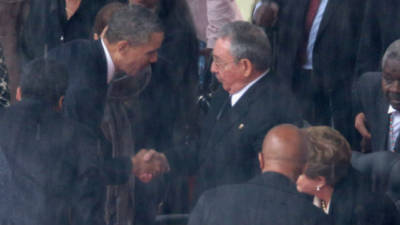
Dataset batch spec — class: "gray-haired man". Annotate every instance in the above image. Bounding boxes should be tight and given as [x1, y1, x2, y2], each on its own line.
[164, 21, 301, 204]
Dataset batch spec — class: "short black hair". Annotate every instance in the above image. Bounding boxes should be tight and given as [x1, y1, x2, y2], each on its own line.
[20, 58, 68, 104]
[105, 4, 163, 45]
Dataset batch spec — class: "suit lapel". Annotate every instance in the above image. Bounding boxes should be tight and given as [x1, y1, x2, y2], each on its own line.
[207, 75, 269, 146]
[315, 0, 339, 44]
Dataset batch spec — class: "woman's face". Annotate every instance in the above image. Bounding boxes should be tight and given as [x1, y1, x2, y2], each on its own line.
[129, 0, 160, 9]
[296, 174, 321, 195]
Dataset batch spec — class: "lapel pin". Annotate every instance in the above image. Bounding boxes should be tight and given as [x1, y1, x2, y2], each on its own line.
[238, 123, 245, 130]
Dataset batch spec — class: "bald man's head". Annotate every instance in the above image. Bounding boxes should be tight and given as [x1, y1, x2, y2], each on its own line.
[258, 124, 308, 182]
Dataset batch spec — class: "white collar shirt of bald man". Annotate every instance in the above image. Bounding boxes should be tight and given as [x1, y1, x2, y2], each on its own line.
[230, 69, 269, 106]
[101, 38, 116, 83]
[388, 105, 400, 152]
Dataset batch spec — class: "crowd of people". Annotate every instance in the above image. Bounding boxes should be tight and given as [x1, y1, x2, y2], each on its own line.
[0, 0, 400, 225]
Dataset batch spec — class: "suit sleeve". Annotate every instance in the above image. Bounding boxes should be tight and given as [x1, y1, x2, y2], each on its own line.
[188, 192, 210, 225]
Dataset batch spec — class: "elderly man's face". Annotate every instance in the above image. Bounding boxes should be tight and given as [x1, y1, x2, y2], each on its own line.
[116, 32, 163, 76]
[211, 38, 247, 94]
[382, 58, 400, 111]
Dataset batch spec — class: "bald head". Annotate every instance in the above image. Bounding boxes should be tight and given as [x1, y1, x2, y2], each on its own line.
[258, 124, 308, 182]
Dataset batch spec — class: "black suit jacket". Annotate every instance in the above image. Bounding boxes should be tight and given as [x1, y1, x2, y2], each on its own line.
[167, 74, 302, 202]
[356, 0, 400, 76]
[275, 0, 365, 91]
[188, 172, 329, 225]
[329, 168, 399, 225]
[47, 40, 131, 184]
[354, 72, 389, 151]
[0, 99, 110, 225]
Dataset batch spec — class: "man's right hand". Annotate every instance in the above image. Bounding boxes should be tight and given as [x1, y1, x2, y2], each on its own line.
[131, 149, 170, 183]
[354, 112, 371, 139]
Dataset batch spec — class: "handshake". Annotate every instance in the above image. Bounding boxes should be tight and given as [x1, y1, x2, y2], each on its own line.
[131, 149, 170, 183]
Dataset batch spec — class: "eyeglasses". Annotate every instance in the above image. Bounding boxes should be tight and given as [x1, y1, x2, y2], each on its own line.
[212, 56, 236, 70]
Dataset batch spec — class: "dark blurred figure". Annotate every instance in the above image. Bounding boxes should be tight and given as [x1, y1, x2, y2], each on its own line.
[129, 0, 200, 216]
[0, 43, 10, 107]
[21, 0, 114, 61]
[356, 0, 400, 76]
[354, 40, 400, 153]
[297, 126, 399, 225]
[251, 0, 282, 72]
[274, 0, 366, 146]
[0, 58, 105, 225]
[189, 125, 329, 225]
[0, 146, 15, 225]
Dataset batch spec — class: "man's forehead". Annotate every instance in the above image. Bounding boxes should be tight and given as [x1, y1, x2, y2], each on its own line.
[213, 37, 232, 57]
[383, 59, 400, 77]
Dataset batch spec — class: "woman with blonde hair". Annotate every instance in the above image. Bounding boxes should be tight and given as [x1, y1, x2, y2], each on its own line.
[297, 126, 399, 225]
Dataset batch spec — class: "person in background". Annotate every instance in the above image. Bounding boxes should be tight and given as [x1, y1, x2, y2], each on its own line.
[297, 126, 400, 225]
[189, 125, 329, 225]
[354, 40, 400, 152]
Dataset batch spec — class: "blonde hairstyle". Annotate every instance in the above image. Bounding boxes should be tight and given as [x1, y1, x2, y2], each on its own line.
[302, 126, 351, 186]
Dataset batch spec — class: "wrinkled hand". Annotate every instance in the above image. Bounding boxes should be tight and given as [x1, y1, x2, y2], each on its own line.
[354, 112, 371, 139]
[131, 149, 170, 183]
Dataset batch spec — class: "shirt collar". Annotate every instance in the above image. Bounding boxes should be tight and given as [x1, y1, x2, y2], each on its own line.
[388, 105, 397, 114]
[101, 39, 115, 84]
[231, 69, 269, 106]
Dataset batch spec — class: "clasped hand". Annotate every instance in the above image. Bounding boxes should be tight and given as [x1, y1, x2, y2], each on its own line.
[131, 149, 170, 183]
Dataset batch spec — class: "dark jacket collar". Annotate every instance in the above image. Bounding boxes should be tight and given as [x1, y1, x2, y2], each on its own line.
[248, 172, 299, 194]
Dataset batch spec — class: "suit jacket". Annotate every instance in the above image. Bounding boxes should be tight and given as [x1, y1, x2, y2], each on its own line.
[0, 99, 111, 225]
[354, 72, 389, 151]
[275, 0, 365, 91]
[356, 0, 400, 76]
[352, 151, 400, 210]
[47, 39, 132, 184]
[167, 74, 302, 202]
[329, 168, 399, 225]
[188, 172, 329, 225]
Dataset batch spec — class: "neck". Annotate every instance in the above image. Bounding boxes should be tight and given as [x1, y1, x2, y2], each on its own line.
[262, 165, 297, 183]
[315, 185, 334, 204]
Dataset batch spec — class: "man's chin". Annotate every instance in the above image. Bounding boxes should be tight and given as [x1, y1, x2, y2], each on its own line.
[390, 100, 400, 111]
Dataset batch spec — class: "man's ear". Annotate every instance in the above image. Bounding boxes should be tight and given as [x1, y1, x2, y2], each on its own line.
[240, 58, 253, 78]
[258, 152, 265, 171]
[57, 96, 64, 111]
[116, 40, 130, 54]
[16, 87, 22, 101]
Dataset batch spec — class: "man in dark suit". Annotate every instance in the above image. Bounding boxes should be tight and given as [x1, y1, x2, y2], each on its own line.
[354, 40, 400, 152]
[0, 58, 167, 225]
[165, 21, 302, 204]
[274, 0, 365, 144]
[356, 0, 400, 76]
[188, 124, 329, 225]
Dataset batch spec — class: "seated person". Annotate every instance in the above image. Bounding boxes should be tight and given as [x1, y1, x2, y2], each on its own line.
[297, 126, 400, 225]
[354, 39, 400, 152]
[188, 124, 328, 225]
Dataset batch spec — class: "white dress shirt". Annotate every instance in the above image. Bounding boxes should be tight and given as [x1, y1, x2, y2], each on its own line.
[388, 105, 400, 152]
[231, 70, 268, 106]
[101, 39, 115, 84]
[302, 0, 329, 70]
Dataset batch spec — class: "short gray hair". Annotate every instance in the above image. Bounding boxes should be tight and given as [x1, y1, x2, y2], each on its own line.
[105, 4, 163, 46]
[217, 21, 271, 71]
[382, 39, 400, 68]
